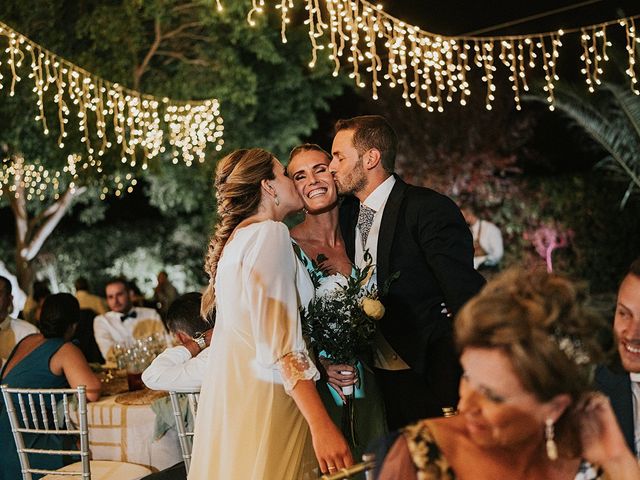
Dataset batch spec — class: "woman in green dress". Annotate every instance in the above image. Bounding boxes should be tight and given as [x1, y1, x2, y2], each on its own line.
[1, 293, 101, 480]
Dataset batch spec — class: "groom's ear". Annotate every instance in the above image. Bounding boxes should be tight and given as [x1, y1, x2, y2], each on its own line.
[363, 148, 382, 171]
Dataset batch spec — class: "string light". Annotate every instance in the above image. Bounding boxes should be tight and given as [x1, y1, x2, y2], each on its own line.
[0, 154, 140, 201]
[0, 20, 225, 200]
[225, 0, 640, 110]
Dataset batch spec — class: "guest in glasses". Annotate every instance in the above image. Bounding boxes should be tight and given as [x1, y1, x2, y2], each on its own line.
[376, 269, 640, 480]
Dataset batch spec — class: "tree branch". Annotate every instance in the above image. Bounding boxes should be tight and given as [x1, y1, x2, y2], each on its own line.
[9, 160, 28, 247]
[155, 50, 211, 66]
[29, 201, 60, 231]
[171, 2, 202, 14]
[134, 17, 163, 90]
[21, 186, 87, 262]
[162, 21, 204, 40]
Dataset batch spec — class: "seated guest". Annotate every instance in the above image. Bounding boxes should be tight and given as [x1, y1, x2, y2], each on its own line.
[142, 292, 214, 391]
[140, 292, 213, 480]
[74, 277, 108, 315]
[73, 308, 105, 365]
[596, 257, 640, 455]
[0, 293, 101, 480]
[93, 277, 164, 362]
[376, 269, 640, 480]
[22, 279, 51, 326]
[0, 276, 39, 366]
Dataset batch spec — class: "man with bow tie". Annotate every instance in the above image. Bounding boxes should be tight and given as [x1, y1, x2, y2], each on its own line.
[0, 276, 38, 367]
[596, 257, 640, 456]
[329, 115, 485, 430]
[93, 277, 164, 362]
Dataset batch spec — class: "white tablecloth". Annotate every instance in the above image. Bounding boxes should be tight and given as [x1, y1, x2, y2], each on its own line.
[85, 393, 182, 471]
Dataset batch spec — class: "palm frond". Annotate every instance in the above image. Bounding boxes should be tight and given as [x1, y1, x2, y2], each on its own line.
[548, 84, 640, 199]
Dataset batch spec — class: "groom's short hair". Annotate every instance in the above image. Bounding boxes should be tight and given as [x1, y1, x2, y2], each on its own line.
[335, 115, 397, 174]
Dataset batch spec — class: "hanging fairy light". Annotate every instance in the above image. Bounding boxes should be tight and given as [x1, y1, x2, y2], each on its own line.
[0, 153, 141, 201]
[224, 0, 640, 111]
[0, 20, 225, 178]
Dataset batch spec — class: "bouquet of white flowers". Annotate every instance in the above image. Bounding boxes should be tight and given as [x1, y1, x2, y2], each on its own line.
[301, 254, 384, 365]
[299, 251, 387, 446]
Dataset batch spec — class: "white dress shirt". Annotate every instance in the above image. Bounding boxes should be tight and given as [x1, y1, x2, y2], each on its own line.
[355, 176, 409, 371]
[0, 315, 39, 365]
[470, 219, 504, 269]
[142, 345, 209, 391]
[93, 307, 164, 361]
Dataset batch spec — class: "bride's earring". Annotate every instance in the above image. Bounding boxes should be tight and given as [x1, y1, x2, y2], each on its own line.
[545, 418, 558, 460]
[274, 193, 280, 206]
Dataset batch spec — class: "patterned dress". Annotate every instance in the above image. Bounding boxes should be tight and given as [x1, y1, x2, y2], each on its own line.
[378, 421, 603, 480]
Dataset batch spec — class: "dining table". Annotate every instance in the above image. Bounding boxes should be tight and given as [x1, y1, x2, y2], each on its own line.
[83, 369, 183, 472]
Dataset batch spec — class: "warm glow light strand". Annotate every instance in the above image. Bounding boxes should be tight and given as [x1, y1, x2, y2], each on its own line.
[231, 0, 640, 111]
[0, 20, 225, 200]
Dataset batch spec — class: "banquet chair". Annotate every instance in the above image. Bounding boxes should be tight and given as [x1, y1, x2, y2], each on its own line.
[320, 453, 375, 480]
[168, 390, 200, 474]
[1, 384, 153, 480]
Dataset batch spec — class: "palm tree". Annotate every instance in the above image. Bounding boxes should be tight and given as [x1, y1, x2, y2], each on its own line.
[531, 81, 640, 208]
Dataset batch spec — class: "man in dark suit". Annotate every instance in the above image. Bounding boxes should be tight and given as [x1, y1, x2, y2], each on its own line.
[328, 115, 485, 429]
[596, 257, 640, 455]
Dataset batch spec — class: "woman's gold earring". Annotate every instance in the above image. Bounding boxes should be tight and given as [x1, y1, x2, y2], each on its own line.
[274, 194, 280, 206]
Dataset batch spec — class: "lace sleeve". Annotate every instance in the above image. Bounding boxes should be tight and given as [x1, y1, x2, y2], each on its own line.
[277, 350, 320, 394]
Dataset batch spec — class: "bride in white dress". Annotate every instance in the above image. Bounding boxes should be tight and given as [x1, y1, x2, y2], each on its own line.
[188, 148, 352, 480]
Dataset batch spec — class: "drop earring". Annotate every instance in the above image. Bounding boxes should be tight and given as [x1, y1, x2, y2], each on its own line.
[545, 418, 558, 461]
[274, 194, 280, 206]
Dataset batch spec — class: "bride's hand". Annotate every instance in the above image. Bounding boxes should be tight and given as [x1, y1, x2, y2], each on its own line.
[310, 418, 354, 475]
[319, 358, 357, 403]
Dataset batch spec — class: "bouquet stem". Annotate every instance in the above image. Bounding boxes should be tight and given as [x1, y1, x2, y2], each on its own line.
[341, 393, 358, 448]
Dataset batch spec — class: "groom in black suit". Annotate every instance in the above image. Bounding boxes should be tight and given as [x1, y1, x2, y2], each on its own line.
[329, 115, 485, 429]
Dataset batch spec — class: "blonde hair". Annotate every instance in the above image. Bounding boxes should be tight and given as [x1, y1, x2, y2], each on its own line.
[455, 268, 607, 455]
[201, 148, 276, 317]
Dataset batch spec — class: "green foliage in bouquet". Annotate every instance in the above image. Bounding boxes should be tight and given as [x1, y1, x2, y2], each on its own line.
[300, 251, 383, 365]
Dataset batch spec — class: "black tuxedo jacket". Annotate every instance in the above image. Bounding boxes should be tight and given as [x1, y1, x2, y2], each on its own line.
[595, 363, 636, 454]
[339, 177, 485, 407]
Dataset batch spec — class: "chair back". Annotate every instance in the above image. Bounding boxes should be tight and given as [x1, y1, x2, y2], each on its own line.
[1, 384, 91, 479]
[168, 390, 200, 474]
[320, 453, 375, 480]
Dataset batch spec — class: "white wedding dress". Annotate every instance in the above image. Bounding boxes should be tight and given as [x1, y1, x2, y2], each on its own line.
[188, 221, 320, 480]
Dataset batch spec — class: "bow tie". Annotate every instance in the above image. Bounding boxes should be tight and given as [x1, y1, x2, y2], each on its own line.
[120, 310, 137, 322]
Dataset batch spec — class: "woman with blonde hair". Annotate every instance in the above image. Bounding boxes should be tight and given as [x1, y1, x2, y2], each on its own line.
[377, 268, 640, 480]
[287, 144, 387, 458]
[188, 148, 352, 480]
